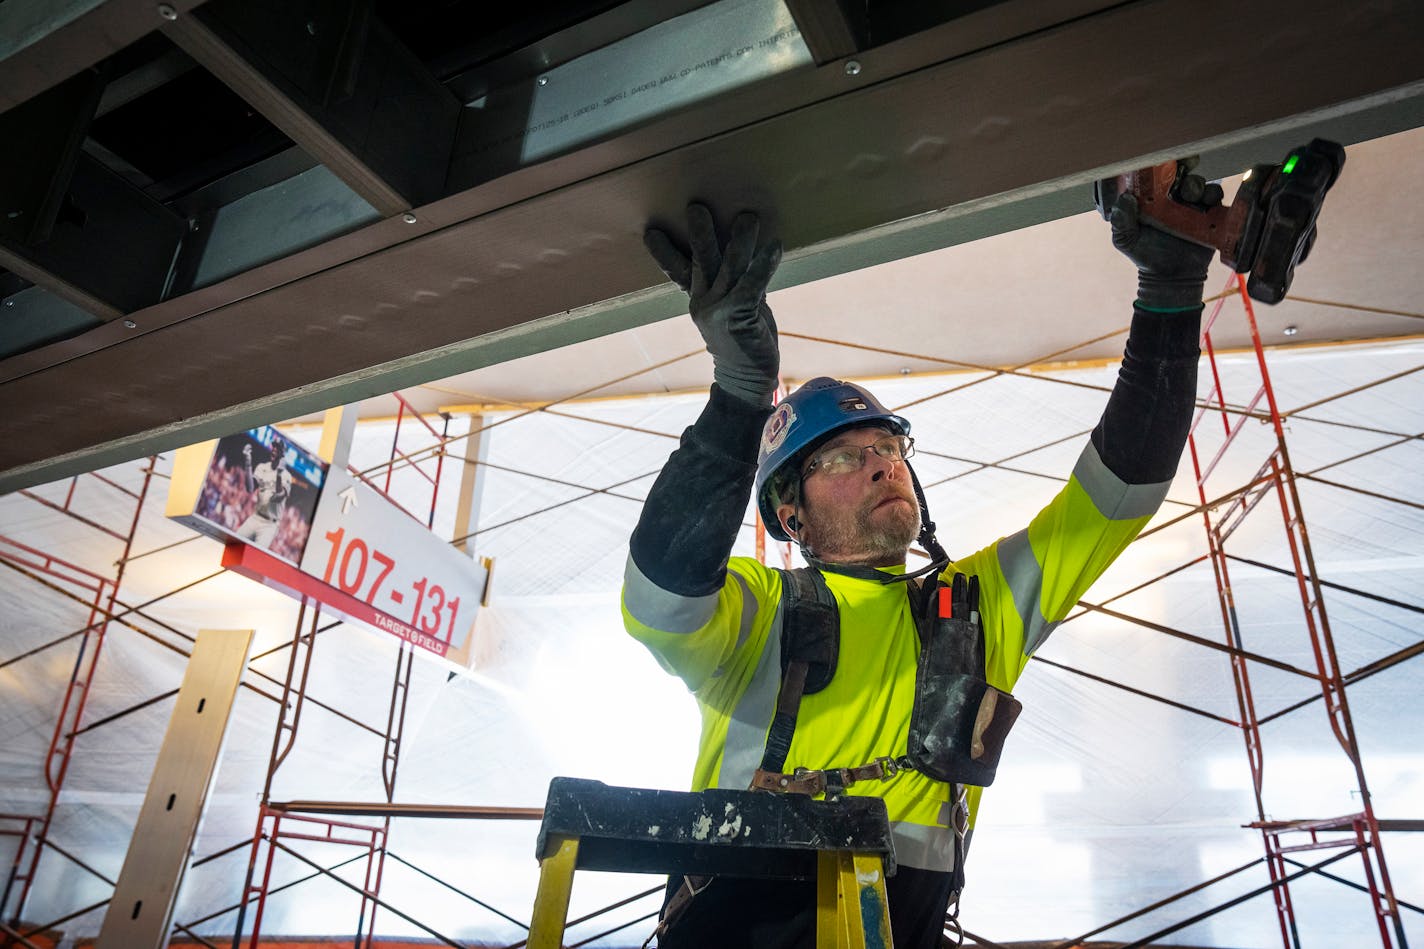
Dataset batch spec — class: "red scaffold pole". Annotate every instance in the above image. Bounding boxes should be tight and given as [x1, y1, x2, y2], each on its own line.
[0, 459, 157, 925]
[1186, 274, 1406, 948]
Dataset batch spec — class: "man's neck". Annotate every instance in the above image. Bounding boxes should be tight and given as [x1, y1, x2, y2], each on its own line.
[812, 549, 908, 569]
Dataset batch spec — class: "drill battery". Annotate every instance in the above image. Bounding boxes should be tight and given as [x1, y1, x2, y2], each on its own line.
[1095, 138, 1346, 304]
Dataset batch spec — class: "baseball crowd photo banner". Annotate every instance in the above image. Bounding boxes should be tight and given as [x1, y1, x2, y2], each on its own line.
[166, 427, 489, 668]
[165, 426, 328, 566]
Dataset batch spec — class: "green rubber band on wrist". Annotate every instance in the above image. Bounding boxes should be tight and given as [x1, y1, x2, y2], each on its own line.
[1135, 301, 1204, 314]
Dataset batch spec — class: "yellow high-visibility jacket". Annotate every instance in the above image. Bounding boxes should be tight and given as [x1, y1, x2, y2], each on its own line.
[623, 307, 1200, 873]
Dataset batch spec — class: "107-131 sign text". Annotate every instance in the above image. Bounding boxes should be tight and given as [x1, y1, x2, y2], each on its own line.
[317, 526, 464, 644]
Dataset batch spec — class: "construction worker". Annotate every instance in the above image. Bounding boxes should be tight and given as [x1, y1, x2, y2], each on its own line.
[623, 193, 1213, 948]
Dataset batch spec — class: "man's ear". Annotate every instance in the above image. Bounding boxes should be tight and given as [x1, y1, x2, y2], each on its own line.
[776, 504, 799, 537]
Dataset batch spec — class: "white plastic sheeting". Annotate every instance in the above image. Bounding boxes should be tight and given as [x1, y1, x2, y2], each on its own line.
[1, 339, 1420, 947]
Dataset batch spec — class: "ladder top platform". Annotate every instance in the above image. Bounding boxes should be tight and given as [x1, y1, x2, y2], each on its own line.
[535, 777, 897, 880]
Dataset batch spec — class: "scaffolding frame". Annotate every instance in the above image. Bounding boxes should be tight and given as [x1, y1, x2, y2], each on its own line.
[0, 287, 1420, 946]
[230, 400, 453, 949]
[1, 460, 157, 942]
[1186, 274, 1405, 947]
[349, 287, 1423, 946]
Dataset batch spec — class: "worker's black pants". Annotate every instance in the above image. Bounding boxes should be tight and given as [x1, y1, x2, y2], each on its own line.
[657, 865, 956, 949]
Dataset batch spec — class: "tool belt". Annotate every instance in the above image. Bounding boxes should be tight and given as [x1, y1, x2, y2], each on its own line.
[751, 755, 909, 796]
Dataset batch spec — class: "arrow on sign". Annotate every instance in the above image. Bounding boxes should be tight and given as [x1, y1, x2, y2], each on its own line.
[339, 486, 358, 514]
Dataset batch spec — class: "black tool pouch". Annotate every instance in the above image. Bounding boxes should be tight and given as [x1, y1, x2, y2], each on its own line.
[905, 575, 1022, 787]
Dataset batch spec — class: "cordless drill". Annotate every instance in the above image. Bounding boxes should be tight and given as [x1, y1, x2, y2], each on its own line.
[1094, 138, 1346, 304]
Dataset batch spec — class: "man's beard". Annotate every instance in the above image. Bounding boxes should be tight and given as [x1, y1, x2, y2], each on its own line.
[799, 490, 921, 566]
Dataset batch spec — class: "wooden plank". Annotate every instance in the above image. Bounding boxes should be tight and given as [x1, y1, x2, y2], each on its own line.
[95, 628, 254, 949]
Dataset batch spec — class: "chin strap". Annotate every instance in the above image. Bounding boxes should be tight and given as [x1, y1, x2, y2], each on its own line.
[901, 463, 950, 582]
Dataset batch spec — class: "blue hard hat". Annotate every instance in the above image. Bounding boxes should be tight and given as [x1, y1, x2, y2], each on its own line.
[755, 377, 910, 542]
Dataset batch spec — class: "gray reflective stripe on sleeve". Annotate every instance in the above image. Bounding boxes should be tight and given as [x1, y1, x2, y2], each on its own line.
[622, 555, 719, 634]
[1073, 443, 1171, 521]
[717, 602, 785, 789]
[709, 572, 760, 679]
[889, 820, 956, 872]
[997, 529, 1059, 655]
[730, 571, 757, 656]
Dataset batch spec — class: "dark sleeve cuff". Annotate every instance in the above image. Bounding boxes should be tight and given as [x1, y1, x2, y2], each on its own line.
[629, 384, 773, 596]
[1089, 305, 1202, 485]
[695, 383, 775, 462]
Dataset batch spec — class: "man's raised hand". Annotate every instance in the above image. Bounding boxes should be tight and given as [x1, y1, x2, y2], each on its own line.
[645, 203, 782, 406]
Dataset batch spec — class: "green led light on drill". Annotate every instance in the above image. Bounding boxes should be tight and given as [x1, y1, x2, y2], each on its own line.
[1282, 154, 1299, 174]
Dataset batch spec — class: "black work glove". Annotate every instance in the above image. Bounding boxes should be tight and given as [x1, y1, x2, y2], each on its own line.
[645, 203, 782, 406]
[1110, 192, 1216, 311]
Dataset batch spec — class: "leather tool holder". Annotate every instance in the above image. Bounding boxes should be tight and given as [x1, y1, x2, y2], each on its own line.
[905, 576, 1022, 786]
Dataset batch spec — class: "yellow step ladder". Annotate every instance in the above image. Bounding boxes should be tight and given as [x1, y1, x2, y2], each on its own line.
[528, 777, 896, 949]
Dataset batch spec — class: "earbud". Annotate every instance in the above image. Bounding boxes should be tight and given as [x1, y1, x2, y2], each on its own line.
[786, 515, 801, 533]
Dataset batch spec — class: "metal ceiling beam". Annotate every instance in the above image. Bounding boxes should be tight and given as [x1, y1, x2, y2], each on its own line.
[159, 0, 460, 216]
[4, 0, 1121, 388]
[783, 0, 865, 65]
[1, 0, 1423, 493]
[0, 0, 206, 113]
[0, 151, 191, 319]
[0, 69, 190, 331]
